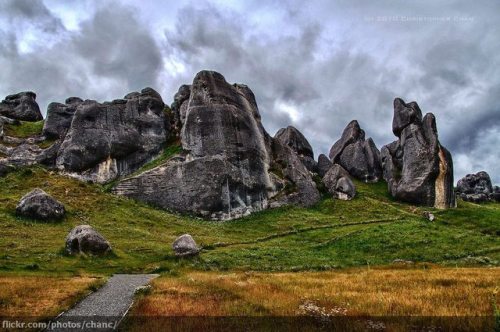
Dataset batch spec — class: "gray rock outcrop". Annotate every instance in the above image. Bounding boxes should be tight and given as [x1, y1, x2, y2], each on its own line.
[43, 97, 83, 139]
[114, 71, 320, 220]
[65, 225, 111, 255]
[456, 171, 498, 203]
[172, 234, 199, 257]
[317, 154, 333, 178]
[381, 98, 455, 209]
[16, 188, 65, 220]
[329, 120, 382, 183]
[322, 164, 356, 200]
[275, 126, 317, 172]
[55, 88, 168, 183]
[0, 92, 43, 122]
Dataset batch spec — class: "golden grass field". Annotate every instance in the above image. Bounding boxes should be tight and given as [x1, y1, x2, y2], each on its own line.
[0, 276, 103, 318]
[124, 267, 499, 331]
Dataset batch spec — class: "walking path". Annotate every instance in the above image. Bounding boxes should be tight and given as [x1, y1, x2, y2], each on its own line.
[47, 274, 158, 331]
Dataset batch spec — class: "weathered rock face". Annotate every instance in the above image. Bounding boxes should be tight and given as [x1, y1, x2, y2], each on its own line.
[329, 120, 382, 183]
[275, 126, 317, 172]
[43, 97, 83, 139]
[55, 88, 168, 183]
[65, 225, 111, 255]
[0, 92, 43, 122]
[16, 188, 65, 220]
[381, 98, 455, 209]
[456, 171, 498, 203]
[172, 234, 199, 257]
[317, 154, 332, 178]
[170, 84, 191, 133]
[322, 164, 356, 200]
[114, 71, 320, 220]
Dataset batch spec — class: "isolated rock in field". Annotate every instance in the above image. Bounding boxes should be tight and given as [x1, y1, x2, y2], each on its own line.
[56, 88, 168, 183]
[43, 98, 83, 139]
[275, 126, 317, 172]
[16, 188, 65, 220]
[0, 92, 43, 122]
[322, 164, 356, 200]
[423, 211, 435, 221]
[317, 154, 333, 178]
[65, 225, 111, 255]
[381, 98, 455, 209]
[329, 120, 382, 183]
[172, 234, 199, 257]
[114, 71, 320, 220]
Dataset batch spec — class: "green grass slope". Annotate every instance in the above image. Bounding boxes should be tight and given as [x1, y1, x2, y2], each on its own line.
[0, 166, 498, 276]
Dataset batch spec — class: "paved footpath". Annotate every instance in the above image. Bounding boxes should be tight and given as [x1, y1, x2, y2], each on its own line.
[47, 274, 158, 332]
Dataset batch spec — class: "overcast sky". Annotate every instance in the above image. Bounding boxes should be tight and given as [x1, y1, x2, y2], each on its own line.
[1, 0, 499, 184]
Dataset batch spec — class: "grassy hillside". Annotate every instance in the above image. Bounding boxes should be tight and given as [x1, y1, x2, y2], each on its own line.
[0, 165, 498, 276]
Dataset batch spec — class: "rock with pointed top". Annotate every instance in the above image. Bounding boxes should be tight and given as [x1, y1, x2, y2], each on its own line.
[16, 188, 65, 220]
[275, 126, 317, 172]
[317, 154, 333, 178]
[0, 92, 43, 122]
[172, 234, 199, 257]
[329, 120, 382, 182]
[114, 71, 320, 220]
[381, 98, 455, 208]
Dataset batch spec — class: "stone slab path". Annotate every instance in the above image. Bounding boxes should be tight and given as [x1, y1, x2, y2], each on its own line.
[47, 274, 158, 331]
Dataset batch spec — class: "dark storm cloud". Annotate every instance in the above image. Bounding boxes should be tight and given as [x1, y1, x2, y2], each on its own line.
[0, 1, 162, 113]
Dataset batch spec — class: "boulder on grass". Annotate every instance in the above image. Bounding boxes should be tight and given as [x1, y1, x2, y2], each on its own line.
[16, 188, 65, 220]
[65, 225, 111, 255]
[172, 234, 199, 257]
[322, 164, 356, 200]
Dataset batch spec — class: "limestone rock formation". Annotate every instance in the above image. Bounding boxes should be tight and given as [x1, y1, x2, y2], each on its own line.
[114, 71, 320, 220]
[65, 225, 111, 255]
[317, 154, 333, 178]
[456, 171, 497, 203]
[275, 126, 317, 172]
[322, 164, 356, 200]
[172, 234, 199, 257]
[43, 97, 83, 139]
[170, 84, 191, 133]
[329, 120, 382, 183]
[381, 98, 455, 208]
[55, 88, 168, 183]
[0, 92, 43, 122]
[16, 188, 65, 220]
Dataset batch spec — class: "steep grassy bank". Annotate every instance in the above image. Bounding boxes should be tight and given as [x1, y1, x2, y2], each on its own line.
[0, 166, 498, 276]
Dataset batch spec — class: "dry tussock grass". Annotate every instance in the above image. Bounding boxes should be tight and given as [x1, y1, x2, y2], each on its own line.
[134, 267, 499, 317]
[0, 276, 100, 317]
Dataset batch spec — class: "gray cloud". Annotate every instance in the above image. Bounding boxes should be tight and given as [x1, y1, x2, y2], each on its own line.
[0, 0, 499, 184]
[0, 0, 162, 112]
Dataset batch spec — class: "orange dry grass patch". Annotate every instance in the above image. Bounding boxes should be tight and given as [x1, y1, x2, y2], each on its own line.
[132, 267, 499, 317]
[0, 276, 100, 318]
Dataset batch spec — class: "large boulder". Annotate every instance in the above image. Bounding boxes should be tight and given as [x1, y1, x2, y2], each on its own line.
[0, 92, 43, 122]
[170, 84, 191, 133]
[317, 154, 333, 178]
[457, 171, 498, 203]
[65, 225, 111, 255]
[275, 126, 317, 172]
[114, 71, 320, 220]
[55, 88, 168, 183]
[43, 97, 83, 139]
[172, 234, 199, 257]
[16, 188, 65, 220]
[329, 120, 382, 183]
[381, 98, 455, 208]
[322, 164, 356, 200]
